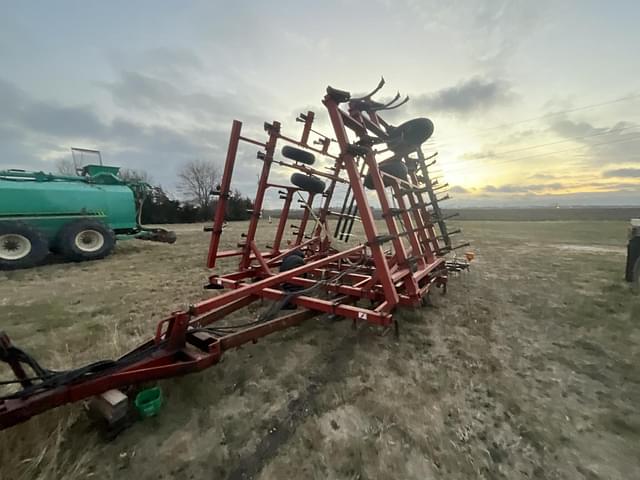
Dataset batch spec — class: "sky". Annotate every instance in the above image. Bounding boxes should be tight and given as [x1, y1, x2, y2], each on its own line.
[0, 0, 639, 207]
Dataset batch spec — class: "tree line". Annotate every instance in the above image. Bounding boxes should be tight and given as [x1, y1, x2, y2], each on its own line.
[57, 158, 254, 223]
[137, 186, 253, 224]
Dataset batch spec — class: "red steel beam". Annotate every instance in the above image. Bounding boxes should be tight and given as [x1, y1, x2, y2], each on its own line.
[208, 120, 242, 268]
[240, 122, 280, 270]
[0, 309, 317, 430]
[271, 189, 294, 254]
[295, 193, 315, 245]
[195, 245, 365, 316]
[324, 95, 399, 306]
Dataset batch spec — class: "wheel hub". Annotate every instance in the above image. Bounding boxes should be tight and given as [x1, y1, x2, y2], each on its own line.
[74, 230, 105, 253]
[0, 234, 32, 260]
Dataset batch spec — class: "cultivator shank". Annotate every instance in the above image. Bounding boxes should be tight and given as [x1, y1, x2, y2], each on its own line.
[0, 79, 469, 430]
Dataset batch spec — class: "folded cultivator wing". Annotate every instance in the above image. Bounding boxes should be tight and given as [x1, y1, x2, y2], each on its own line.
[0, 79, 469, 430]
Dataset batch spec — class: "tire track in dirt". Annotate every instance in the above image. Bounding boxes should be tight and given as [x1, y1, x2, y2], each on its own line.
[430, 273, 565, 478]
[225, 330, 357, 480]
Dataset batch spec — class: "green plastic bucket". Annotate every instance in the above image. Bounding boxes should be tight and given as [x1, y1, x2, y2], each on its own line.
[134, 387, 163, 418]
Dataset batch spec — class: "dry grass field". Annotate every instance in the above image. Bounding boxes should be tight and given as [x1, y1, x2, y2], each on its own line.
[1, 219, 639, 479]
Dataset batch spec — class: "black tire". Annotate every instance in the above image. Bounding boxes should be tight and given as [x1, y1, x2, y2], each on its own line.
[280, 254, 305, 272]
[0, 221, 49, 270]
[387, 118, 434, 151]
[626, 237, 640, 282]
[421, 289, 441, 308]
[364, 160, 408, 189]
[282, 146, 316, 165]
[283, 249, 304, 259]
[291, 173, 326, 194]
[57, 219, 116, 262]
[279, 253, 305, 309]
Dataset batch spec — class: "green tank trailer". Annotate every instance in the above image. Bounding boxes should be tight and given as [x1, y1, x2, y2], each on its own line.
[0, 163, 175, 269]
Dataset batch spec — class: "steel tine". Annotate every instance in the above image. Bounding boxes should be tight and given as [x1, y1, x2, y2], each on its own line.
[371, 92, 402, 111]
[350, 76, 385, 102]
[334, 184, 352, 238]
[339, 160, 367, 241]
[380, 95, 410, 111]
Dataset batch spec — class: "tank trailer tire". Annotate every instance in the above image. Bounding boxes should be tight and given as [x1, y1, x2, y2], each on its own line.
[0, 221, 49, 269]
[57, 219, 116, 262]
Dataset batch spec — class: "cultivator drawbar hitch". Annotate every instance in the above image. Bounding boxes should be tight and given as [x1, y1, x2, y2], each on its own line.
[0, 79, 471, 430]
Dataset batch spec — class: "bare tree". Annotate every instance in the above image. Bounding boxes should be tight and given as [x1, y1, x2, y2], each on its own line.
[56, 158, 78, 176]
[119, 168, 152, 184]
[178, 159, 220, 210]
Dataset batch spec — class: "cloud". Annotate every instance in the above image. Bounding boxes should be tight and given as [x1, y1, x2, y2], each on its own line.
[450, 185, 469, 194]
[550, 118, 605, 137]
[472, 1, 553, 67]
[130, 47, 204, 75]
[449, 189, 640, 208]
[412, 76, 516, 114]
[102, 71, 246, 122]
[592, 182, 640, 192]
[20, 101, 108, 139]
[602, 168, 640, 178]
[391, 0, 552, 69]
[483, 183, 565, 194]
[0, 36, 296, 202]
[481, 179, 639, 198]
[0, 78, 25, 115]
[549, 118, 640, 165]
[0, 77, 233, 191]
[101, 49, 277, 128]
[528, 173, 557, 180]
[461, 149, 496, 160]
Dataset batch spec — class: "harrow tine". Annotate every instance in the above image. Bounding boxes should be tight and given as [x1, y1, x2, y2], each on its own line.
[414, 148, 452, 248]
[377, 95, 410, 111]
[350, 76, 385, 102]
[339, 159, 367, 241]
[437, 229, 461, 241]
[440, 242, 471, 253]
[385, 91, 402, 107]
[334, 157, 362, 239]
[334, 182, 353, 239]
[368, 91, 401, 111]
[431, 212, 459, 223]
[328, 211, 362, 221]
[342, 204, 360, 242]
[339, 194, 358, 241]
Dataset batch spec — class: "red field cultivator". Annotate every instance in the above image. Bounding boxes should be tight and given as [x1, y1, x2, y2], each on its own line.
[0, 79, 469, 430]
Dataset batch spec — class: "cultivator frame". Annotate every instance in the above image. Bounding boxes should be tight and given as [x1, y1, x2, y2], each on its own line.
[0, 79, 468, 430]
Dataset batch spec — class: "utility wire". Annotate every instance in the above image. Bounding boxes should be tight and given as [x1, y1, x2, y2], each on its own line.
[446, 124, 640, 167]
[432, 92, 640, 144]
[440, 134, 640, 175]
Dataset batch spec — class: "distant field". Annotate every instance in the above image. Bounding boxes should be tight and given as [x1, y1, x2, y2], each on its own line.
[1, 219, 639, 479]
